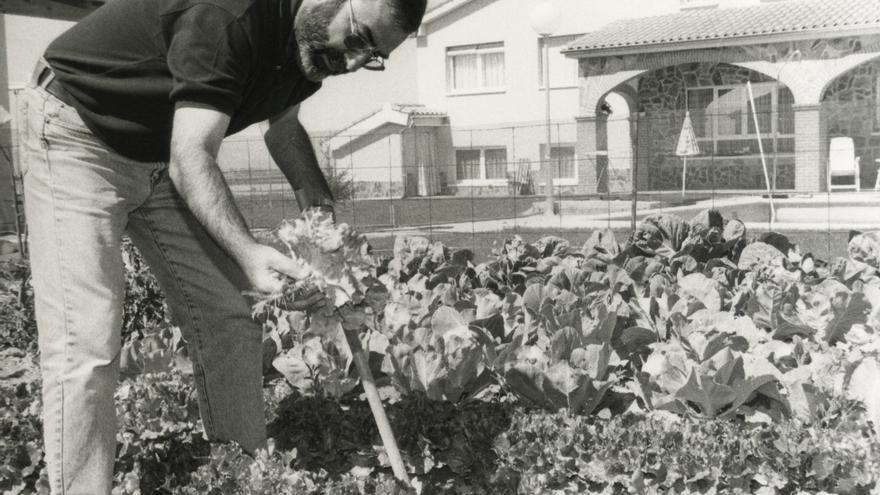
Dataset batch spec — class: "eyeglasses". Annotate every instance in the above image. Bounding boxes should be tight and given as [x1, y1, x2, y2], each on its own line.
[344, 0, 385, 71]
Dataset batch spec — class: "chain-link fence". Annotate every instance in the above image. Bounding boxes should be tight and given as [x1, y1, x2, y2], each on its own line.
[3, 99, 879, 264]
[216, 107, 879, 262]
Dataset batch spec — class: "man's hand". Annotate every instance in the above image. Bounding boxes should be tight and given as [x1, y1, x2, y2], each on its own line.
[240, 244, 310, 294]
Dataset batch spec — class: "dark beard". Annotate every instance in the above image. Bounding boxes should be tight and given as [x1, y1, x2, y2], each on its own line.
[294, 0, 348, 81]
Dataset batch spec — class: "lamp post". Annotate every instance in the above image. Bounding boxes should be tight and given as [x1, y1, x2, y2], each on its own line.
[530, 1, 560, 215]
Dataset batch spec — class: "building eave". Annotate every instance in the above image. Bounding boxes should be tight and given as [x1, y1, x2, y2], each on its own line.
[420, 0, 474, 27]
[329, 104, 447, 154]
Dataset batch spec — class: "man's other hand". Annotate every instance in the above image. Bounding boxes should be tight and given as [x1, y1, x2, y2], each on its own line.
[294, 189, 335, 221]
[241, 244, 310, 294]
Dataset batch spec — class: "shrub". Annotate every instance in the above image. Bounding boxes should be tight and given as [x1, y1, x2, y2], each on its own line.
[0, 378, 45, 493]
[120, 238, 170, 341]
[0, 260, 36, 354]
[113, 370, 209, 493]
[324, 167, 356, 202]
[494, 410, 880, 494]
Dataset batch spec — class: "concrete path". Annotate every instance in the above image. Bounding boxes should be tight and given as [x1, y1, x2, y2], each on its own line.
[365, 192, 880, 238]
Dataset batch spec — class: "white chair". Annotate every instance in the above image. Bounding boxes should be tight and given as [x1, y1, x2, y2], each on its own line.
[828, 137, 860, 192]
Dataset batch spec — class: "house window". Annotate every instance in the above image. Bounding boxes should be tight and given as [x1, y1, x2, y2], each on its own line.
[446, 42, 505, 93]
[686, 83, 794, 156]
[455, 148, 508, 182]
[485, 148, 507, 179]
[537, 35, 581, 89]
[456, 149, 481, 180]
[551, 146, 576, 179]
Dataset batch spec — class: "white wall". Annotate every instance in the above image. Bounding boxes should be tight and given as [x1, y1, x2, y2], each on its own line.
[415, 0, 680, 128]
[343, 133, 402, 185]
[415, 0, 680, 188]
[605, 92, 632, 172]
[3, 15, 73, 91]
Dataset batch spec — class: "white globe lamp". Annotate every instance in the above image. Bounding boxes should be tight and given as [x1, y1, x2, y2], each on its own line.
[529, 2, 561, 36]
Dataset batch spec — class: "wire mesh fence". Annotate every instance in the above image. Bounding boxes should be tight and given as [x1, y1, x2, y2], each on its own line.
[211, 107, 880, 263]
[3, 105, 879, 264]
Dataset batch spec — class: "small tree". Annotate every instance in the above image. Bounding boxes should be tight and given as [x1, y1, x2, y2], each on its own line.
[323, 166, 355, 202]
[312, 135, 356, 202]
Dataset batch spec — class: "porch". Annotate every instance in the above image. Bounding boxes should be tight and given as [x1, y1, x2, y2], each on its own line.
[565, 0, 880, 195]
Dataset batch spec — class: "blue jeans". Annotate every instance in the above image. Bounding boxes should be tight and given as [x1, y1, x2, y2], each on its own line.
[19, 80, 266, 494]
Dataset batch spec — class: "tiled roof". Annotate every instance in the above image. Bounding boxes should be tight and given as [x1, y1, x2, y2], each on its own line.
[567, 0, 880, 54]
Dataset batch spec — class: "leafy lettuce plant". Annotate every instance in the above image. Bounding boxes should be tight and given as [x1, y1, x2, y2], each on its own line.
[383, 305, 493, 403]
[273, 209, 377, 308]
[270, 331, 359, 399]
[251, 210, 394, 397]
[496, 322, 622, 415]
[639, 313, 787, 419]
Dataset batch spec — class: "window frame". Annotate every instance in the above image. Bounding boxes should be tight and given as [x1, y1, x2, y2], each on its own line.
[445, 42, 507, 96]
[686, 82, 795, 156]
[455, 147, 509, 185]
[537, 34, 582, 90]
[537, 143, 578, 186]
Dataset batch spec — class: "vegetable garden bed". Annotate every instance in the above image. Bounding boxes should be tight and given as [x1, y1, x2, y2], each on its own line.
[3, 209, 880, 494]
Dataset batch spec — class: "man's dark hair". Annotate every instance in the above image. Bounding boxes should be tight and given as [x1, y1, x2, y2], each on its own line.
[385, 0, 427, 34]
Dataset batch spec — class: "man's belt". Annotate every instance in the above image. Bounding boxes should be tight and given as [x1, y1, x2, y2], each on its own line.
[33, 59, 76, 107]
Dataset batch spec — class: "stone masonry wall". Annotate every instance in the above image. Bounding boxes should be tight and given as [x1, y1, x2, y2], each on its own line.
[636, 63, 792, 190]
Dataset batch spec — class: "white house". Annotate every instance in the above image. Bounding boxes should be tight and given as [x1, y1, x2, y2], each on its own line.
[333, 0, 816, 199]
[0, 0, 812, 234]
[334, 0, 685, 198]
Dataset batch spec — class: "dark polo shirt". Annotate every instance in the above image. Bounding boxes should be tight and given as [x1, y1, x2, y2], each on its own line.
[44, 0, 321, 162]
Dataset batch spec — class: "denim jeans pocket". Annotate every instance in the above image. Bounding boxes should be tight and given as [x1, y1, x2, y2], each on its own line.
[17, 87, 51, 177]
[43, 94, 92, 137]
[42, 99, 106, 153]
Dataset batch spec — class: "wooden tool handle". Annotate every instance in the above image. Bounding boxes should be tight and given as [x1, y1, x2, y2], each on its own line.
[341, 325, 410, 484]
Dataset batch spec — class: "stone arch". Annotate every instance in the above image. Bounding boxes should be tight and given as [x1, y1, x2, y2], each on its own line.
[578, 61, 790, 193]
[577, 77, 642, 194]
[597, 82, 638, 118]
[819, 54, 880, 189]
[817, 52, 880, 105]
[580, 69, 646, 118]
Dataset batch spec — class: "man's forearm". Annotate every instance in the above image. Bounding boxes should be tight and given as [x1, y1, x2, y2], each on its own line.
[264, 118, 334, 208]
[169, 147, 255, 262]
